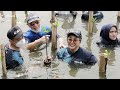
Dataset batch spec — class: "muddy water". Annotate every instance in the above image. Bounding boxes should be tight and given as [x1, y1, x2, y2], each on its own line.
[0, 11, 120, 79]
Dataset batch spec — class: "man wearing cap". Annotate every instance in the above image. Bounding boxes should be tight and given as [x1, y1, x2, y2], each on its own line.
[57, 31, 97, 65]
[5, 26, 25, 69]
[5, 26, 50, 69]
[24, 13, 65, 49]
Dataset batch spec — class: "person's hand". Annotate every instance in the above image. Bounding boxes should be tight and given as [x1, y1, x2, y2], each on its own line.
[40, 35, 50, 44]
[59, 43, 66, 49]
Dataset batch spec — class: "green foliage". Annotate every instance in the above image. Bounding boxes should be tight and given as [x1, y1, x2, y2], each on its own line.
[52, 20, 60, 27]
[0, 55, 1, 61]
[92, 17, 97, 23]
[103, 50, 111, 58]
[42, 26, 51, 33]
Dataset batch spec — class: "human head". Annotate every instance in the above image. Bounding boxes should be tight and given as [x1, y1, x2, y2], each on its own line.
[67, 30, 82, 52]
[100, 24, 118, 41]
[7, 26, 25, 48]
[26, 13, 40, 31]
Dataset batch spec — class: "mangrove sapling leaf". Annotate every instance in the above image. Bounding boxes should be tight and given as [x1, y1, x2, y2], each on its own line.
[103, 50, 111, 58]
[0, 55, 1, 61]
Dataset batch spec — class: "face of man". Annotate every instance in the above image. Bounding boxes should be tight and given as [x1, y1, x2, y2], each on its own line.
[109, 27, 118, 40]
[10, 35, 24, 47]
[67, 35, 81, 52]
[28, 20, 40, 31]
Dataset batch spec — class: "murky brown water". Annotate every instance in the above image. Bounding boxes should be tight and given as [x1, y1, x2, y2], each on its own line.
[0, 11, 120, 79]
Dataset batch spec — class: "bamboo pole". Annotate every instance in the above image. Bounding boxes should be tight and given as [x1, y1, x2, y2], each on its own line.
[50, 11, 55, 24]
[99, 54, 108, 73]
[116, 11, 120, 30]
[88, 11, 93, 34]
[0, 44, 7, 79]
[12, 11, 17, 27]
[51, 23, 57, 51]
[99, 72, 107, 79]
[25, 11, 28, 18]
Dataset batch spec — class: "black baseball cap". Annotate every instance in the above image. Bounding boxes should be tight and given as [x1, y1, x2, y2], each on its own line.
[7, 26, 23, 40]
[67, 30, 82, 39]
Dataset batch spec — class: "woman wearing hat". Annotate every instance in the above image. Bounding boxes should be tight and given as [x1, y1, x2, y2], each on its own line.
[57, 31, 97, 65]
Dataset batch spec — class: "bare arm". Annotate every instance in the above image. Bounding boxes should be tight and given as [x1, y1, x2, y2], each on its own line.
[25, 36, 49, 51]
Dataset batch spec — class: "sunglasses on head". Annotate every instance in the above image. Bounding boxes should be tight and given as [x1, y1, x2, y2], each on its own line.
[29, 20, 39, 26]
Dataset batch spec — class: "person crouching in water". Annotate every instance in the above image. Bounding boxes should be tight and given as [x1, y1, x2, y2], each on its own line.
[5, 26, 25, 70]
[96, 24, 120, 47]
[57, 30, 97, 65]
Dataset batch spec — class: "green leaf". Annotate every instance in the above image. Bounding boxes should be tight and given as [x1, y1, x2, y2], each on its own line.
[92, 17, 97, 23]
[103, 50, 111, 58]
[0, 55, 1, 61]
[42, 26, 50, 33]
[56, 20, 60, 27]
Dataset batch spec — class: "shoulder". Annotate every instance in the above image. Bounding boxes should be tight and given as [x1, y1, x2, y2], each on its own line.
[23, 30, 33, 37]
[79, 47, 94, 56]
[57, 48, 67, 53]
[117, 38, 120, 45]
[57, 48, 68, 59]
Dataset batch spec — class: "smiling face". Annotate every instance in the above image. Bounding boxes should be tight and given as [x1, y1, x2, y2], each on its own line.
[67, 35, 81, 52]
[109, 27, 118, 40]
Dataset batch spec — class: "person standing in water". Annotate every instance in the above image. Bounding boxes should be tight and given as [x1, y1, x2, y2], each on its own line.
[96, 24, 120, 47]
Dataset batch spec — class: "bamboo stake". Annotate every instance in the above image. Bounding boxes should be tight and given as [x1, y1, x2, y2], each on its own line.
[116, 11, 120, 30]
[0, 44, 7, 79]
[12, 11, 17, 27]
[99, 72, 107, 79]
[51, 23, 57, 51]
[50, 11, 55, 24]
[99, 54, 108, 73]
[88, 11, 93, 34]
[25, 11, 28, 18]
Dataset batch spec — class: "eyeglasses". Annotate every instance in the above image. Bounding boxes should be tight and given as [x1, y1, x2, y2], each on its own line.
[67, 38, 80, 43]
[29, 21, 39, 26]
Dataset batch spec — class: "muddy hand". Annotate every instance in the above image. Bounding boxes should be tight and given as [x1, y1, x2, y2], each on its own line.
[40, 36, 49, 43]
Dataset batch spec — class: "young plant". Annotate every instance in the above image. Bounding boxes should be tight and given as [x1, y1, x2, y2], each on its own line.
[52, 20, 60, 27]
[103, 50, 111, 58]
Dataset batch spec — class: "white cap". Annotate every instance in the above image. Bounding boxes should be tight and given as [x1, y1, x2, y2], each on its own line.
[26, 13, 40, 23]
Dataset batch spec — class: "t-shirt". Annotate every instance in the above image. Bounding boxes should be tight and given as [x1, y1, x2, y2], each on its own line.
[5, 44, 24, 70]
[57, 47, 97, 65]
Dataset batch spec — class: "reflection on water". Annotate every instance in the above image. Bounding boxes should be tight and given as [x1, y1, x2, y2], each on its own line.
[1, 11, 120, 79]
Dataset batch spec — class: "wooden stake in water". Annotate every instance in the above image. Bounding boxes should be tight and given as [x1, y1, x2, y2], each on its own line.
[25, 11, 28, 18]
[0, 44, 7, 79]
[51, 23, 57, 51]
[12, 11, 17, 27]
[50, 11, 55, 24]
[116, 11, 120, 30]
[99, 54, 108, 73]
[88, 11, 93, 34]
